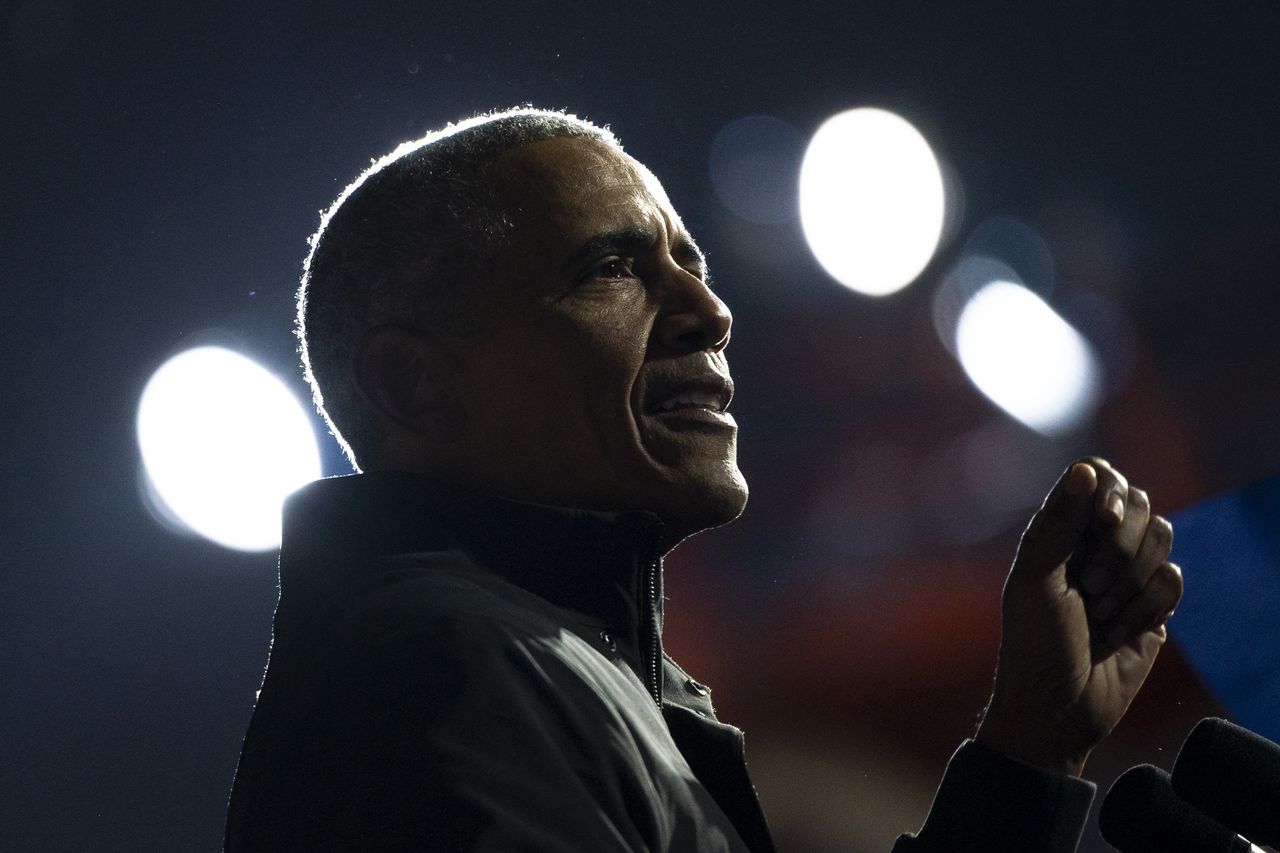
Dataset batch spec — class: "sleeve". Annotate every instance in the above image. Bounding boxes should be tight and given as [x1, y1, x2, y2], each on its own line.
[891, 739, 1096, 853]
[228, 586, 667, 852]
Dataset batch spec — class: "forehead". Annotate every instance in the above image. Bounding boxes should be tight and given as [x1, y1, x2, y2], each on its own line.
[490, 136, 684, 252]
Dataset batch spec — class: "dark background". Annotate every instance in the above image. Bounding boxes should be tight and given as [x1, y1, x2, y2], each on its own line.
[4, 1, 1279, 850]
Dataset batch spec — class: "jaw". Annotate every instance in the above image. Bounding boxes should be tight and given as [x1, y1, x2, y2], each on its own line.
[630, 409, 749, 546]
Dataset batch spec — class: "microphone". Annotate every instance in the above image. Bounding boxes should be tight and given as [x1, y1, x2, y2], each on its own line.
[1099, 764, 1263, 852]
[1172, 717, 1280, 849]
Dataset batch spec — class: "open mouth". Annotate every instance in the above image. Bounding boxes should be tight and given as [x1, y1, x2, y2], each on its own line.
[641, 375, 734, 423]
[649, 387, 729, 414]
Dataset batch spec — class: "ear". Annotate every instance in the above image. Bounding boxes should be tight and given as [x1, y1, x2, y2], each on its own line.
[355, 325, 465, 444]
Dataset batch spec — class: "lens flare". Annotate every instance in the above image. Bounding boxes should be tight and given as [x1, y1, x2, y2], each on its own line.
[136, 346, 321, 552]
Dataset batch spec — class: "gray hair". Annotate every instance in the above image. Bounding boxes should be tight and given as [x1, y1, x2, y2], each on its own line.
[297, 107, 620, 471]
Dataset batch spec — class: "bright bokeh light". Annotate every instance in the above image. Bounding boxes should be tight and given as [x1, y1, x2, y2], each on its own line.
[799, 107, 946, 296]
[956, 281, 1102, 435]
[137, 346, 321, 552]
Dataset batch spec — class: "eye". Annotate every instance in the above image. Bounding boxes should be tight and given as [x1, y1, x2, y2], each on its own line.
[588, 257, 635, 281]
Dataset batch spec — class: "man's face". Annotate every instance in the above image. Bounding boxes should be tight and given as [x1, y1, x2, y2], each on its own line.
[442, 136, 747, 543]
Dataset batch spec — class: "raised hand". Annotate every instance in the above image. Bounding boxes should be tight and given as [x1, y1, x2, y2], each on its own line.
[975, 459, 1183, 776]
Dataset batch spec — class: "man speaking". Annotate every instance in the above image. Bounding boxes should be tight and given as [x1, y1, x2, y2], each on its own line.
[225, 108, 1183, 851]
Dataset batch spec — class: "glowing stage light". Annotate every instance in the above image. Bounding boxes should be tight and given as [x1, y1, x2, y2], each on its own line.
[136, 346, 321, 552]
[955, 281, 1101, 435]
[799, 107, 946, 296]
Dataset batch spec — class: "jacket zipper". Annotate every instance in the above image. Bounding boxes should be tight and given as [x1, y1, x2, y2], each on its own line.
[646, 555, 661, 708]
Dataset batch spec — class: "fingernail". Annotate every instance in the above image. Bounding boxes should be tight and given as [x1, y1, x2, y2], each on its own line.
[1066, 464, 1090, 495]
[1108, 492, 1125, 522]
[1106, 624, 1128, 649]
[1091, 594, 1120, 620]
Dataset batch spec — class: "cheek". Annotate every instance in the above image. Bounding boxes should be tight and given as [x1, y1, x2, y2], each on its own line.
[573, 323, 651, 452]
[581, 339, 644, 427]
[500, 335, 638, 443]
[498, 297, 654, 459]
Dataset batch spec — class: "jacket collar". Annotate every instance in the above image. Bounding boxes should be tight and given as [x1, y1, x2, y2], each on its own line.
[278, 471, 667, 666]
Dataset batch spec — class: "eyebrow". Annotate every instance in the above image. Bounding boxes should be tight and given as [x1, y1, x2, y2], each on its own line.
[562, 227, 710, 279]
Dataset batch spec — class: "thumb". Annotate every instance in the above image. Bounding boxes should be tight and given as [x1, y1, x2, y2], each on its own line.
[1014, 462, 1098, 578]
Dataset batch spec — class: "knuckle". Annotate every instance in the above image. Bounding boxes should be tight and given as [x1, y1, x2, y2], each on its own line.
[1078, 457, 1111, 485]
[1137, 565, 1182, 611]
[1124, 587, 1171, 631]
[1085, 457, 1127, 491]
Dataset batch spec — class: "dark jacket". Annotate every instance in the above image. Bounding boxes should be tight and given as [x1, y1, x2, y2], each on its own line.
[226, 472, 1094, 851]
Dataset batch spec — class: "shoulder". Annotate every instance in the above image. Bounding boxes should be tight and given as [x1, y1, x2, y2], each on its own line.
[303, 551, 646, 718]
[269, 550, 660, 742]
[322, 551, 571, 683]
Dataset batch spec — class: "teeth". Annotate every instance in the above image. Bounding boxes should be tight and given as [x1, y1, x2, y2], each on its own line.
[656, 390, 723, 412]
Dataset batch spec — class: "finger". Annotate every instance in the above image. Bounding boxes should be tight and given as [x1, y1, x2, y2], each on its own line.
[1080, 486, 1153, 597]
[1015, 461, 1098, 577]
[1085, 456, 1129, 526]
[1087, 513, 1174, 620]
[1103, 561, 1184, 651]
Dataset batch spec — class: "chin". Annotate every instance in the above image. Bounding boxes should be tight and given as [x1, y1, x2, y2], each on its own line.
[655, 469, 749, 550]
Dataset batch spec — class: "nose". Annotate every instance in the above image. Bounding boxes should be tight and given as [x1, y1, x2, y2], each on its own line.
[652, 267, 733, 355]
